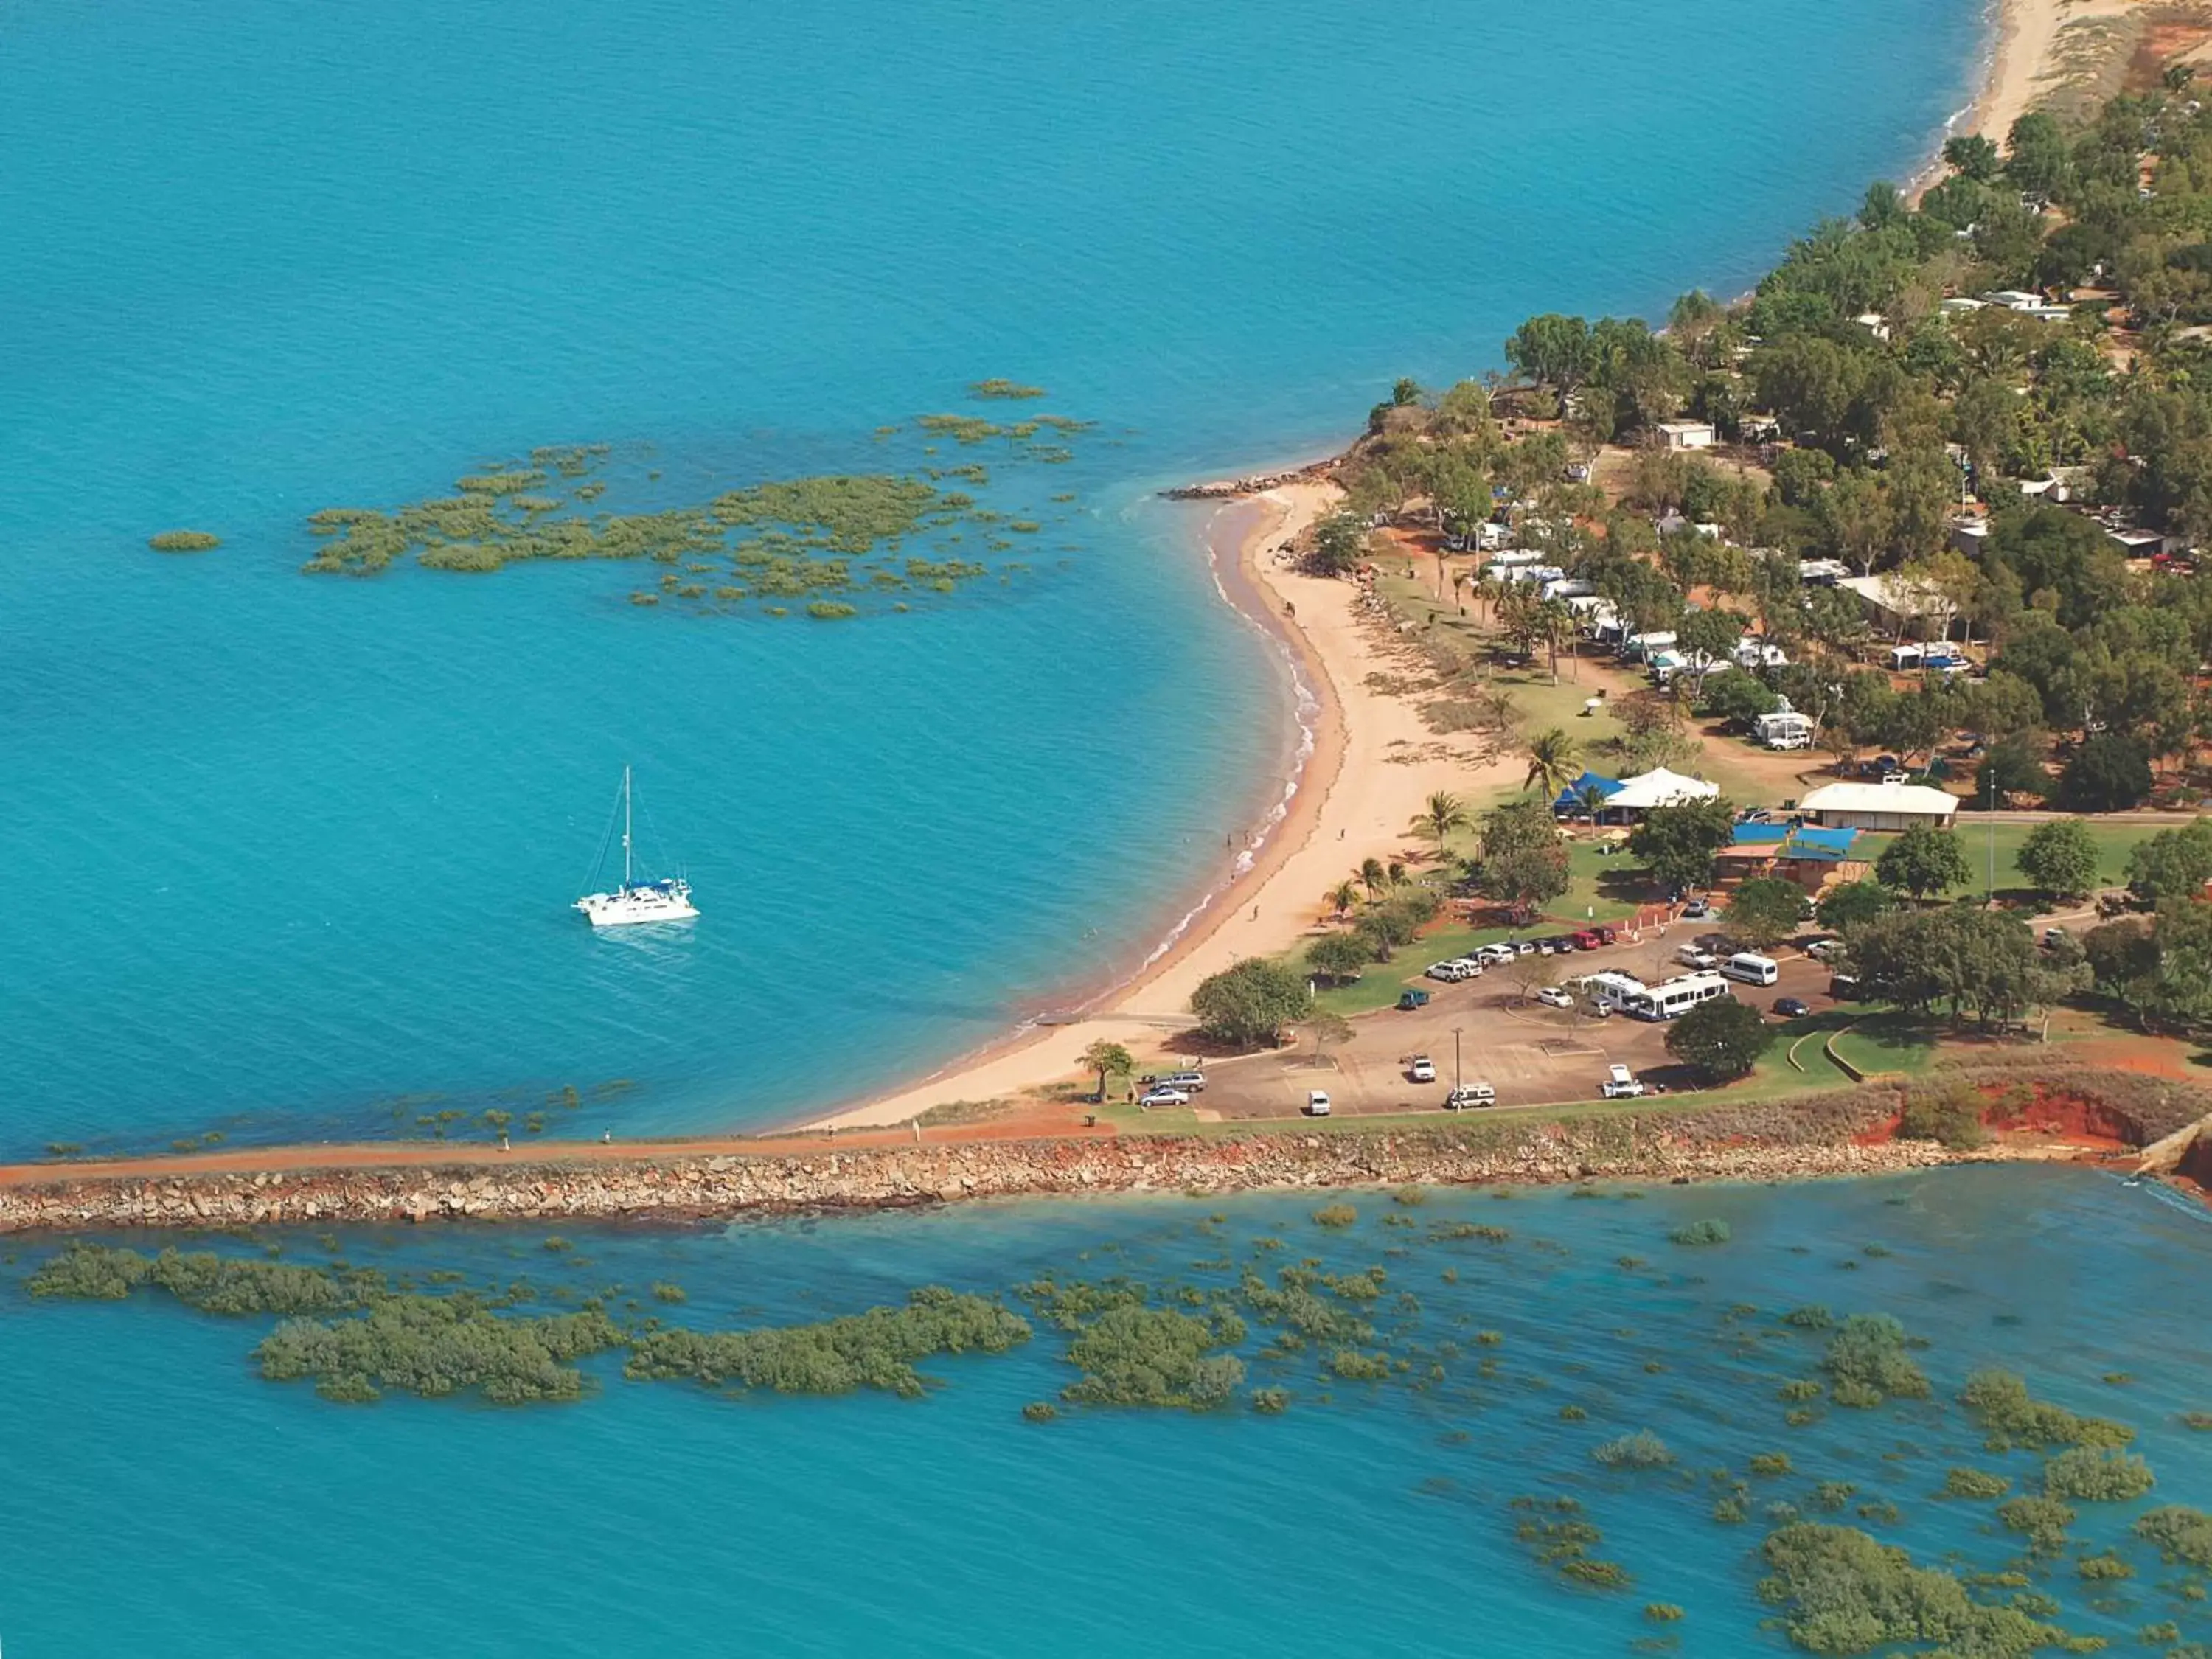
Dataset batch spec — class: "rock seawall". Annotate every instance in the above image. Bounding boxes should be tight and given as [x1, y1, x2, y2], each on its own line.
[0, 1116, 1980, 1235]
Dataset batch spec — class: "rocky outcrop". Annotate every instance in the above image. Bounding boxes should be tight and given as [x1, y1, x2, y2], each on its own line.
[1, 1112, 1985, 1236]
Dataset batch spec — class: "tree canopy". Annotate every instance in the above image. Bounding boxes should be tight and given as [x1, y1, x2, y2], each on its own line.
[1190, 959, 1312, 1048]
[1875, 824, 1971, 901]
[1666, 997, 1775, 1081]
[1630, 798, 1736, 896]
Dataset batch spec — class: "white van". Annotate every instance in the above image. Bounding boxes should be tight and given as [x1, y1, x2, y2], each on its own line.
[1306, 1090, 1332, 1117]
[1722, 952, 1780, 987]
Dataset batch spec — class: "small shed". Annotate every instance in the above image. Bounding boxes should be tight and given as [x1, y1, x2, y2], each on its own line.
[1656, 421, 1716, 451]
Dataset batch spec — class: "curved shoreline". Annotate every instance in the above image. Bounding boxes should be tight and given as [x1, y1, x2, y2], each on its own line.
[799, 481, 1354, 1129]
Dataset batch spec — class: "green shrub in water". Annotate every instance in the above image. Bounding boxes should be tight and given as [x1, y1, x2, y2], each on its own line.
[2135, 1506, 2212, 1568]
[1758, 1523, 2075, 1655]
[149, 529, 221, 552]
[1820, 1314, 1930, 1405]
[1022, 1401, 1057, 1422]
[625, 1287, 1031, 1401]
[1593, 1431, 1674, 1470]
[2074, 1551, 2132, 1581]
[1312, 1204, 1358, 1229]
[1643, 1604, 1683, 1623]
[1997, 1495, 2076, 1556]
[1943, 1467, 2012, 1500]
[1749, 1453, 1792, 1478]
[2043, 1447, 2154, 1503]
[1670, 1219, 1731, 1247]
[1329, 1349, 1391, 1382]
[1960, 1369, 2135, 1451]
[1251, 1388, 1289, 1415]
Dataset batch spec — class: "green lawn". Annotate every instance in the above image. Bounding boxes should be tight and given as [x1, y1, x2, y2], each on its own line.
[1853, 820, 2163, 901]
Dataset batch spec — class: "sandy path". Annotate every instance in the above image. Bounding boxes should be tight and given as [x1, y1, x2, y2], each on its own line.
[810, 482, 1507, 1129]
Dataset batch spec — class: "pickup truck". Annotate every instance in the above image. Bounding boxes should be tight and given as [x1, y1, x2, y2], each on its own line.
[1600, 1063, 1646, 1099]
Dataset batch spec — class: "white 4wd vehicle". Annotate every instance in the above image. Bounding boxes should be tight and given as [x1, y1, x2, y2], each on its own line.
[1444, 1082, 1496, 1109]
[1536, 986, 1573, 1009]
[1408, 1055, 1437, 1083]
[1677, 946, 1719, 970]
[1600, 1063, 1646, 1099]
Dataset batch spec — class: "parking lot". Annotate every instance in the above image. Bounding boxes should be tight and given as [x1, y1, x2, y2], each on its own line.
[1192, 942, 1838, 1122]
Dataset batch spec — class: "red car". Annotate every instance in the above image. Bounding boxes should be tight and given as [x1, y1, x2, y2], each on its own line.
[1569, 930, 1602, 950]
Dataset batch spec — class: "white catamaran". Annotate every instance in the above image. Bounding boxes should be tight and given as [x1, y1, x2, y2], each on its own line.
[574, 766, 698, 927]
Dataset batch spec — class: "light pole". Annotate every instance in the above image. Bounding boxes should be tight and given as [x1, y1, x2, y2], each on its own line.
[1453, 1025, 1464, 1090]
[1985, 760, 1995, 904]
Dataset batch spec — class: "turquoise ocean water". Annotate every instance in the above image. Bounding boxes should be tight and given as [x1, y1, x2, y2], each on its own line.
[18, 6, 2177, 1655]
[4, 1166, 2209, 1655]
[0, 0, 1986, 1155]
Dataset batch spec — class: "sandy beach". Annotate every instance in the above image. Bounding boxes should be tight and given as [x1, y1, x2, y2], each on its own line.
[812, 480, 1511, 1128]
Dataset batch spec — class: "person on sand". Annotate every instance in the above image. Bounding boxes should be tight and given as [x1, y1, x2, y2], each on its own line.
[602, 1129, 611, 1144]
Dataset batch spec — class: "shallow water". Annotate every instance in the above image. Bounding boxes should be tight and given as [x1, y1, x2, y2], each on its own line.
[3, 1165, 2207, 1655]
[0, 0, 1984, 1155]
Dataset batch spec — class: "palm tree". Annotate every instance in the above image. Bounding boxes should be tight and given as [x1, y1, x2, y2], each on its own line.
[1523, 727, 1582, 799]
[1326, 880, 1361, 919]
[1537, 597, 1576, 684]
[1387, 860, 1408, 888]
[1357, 857, 1389, 900]
[1413, 790, 1470, 862]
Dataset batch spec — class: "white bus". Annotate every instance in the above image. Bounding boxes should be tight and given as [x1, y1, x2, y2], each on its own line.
[1722, 953, 1779, 987]
[1591, 970, 1729, 1021]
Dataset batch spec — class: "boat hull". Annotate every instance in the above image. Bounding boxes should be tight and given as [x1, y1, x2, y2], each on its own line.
[575, 886, 699, 927]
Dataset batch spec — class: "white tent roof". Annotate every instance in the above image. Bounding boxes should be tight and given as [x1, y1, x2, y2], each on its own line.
[1797, 782, 1959, 818]
[1606, 768, 1722, 810]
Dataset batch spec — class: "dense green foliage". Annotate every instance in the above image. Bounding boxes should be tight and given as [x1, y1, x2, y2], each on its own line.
[2014, 818, 2101, 900]
[1060, 1304, 1248, 1408]
[2042, 1446, 2154, 1502]
[1874, 825, 1971, 902]
[1189, 957, 1313, 1046]
[1628, 799, 1736, 895]
[148, 529, 220, 552]
[625, 1288, 1030, 1399]
[1839, 906, 2071, 1026]
[1668, 1217, 1733, 1247]
[279, 431, 1081, 616]
[1959, 1369, 2135, 1452]
[1666, 998, 1776, 1081]
[1724, 877, 1812, 949]
[1759, 1523, 2074, 1655]
[259, 1300, 626, 1404]
[2135, 1506, 2212, 1568]
[1820, 1314, 1930, 1407]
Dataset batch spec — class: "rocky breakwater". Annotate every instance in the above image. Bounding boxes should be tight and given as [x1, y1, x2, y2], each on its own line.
[1159, 458, 1338, 501]
[0, 1096, 1992, 1235]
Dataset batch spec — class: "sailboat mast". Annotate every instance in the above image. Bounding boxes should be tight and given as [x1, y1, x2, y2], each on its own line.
[622, 765, 633, 888]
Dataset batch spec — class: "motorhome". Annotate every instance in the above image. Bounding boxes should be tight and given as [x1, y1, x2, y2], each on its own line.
[1588, 970, 1730, 1021]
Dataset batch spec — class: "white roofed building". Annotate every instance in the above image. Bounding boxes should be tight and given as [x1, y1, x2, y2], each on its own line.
[1594, 767, 1722, 822]
[1796, 782, 1960, 832]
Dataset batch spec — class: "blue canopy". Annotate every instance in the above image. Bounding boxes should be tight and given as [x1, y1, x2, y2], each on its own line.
[1731, 823, 1792, 846]
[1788, 826, 1860, 861]
[1552, 770, 1624, 813]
